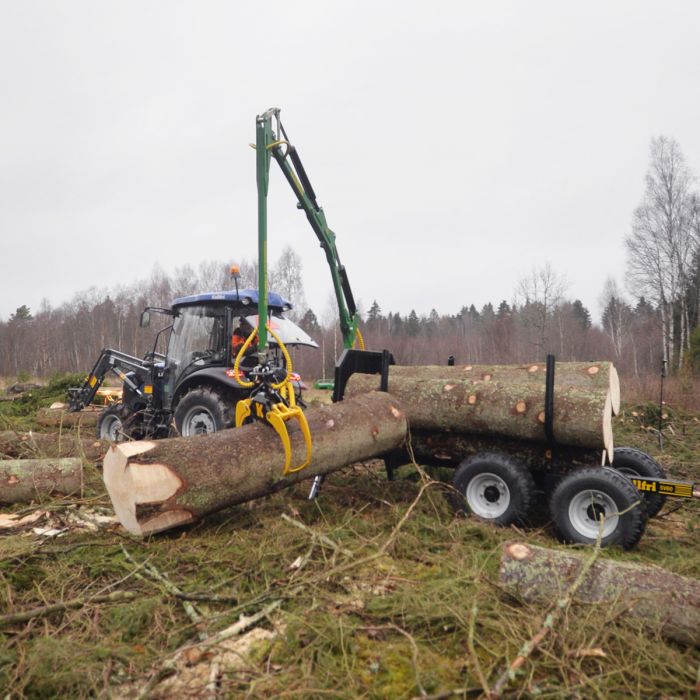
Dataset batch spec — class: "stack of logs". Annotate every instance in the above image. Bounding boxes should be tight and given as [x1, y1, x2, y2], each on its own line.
[1, 361, 619, 529]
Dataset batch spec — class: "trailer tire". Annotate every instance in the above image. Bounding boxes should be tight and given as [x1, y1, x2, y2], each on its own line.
[613, 447, 667, 518]
[549, 467, 647, 550]
[97, 405, 128, 442]
[451, 453, 535, 526]
[174, 387, 233, 437]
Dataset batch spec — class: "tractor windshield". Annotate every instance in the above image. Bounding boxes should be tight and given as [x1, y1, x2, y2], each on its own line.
[166, 305, 226, 389]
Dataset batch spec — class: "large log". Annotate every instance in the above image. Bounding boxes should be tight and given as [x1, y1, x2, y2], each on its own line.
[0, 431, 108, 461]
[103, 392, 407, 536]
[36, 406, 101, 428]
[346, 363, 614, 455]
[0, 458, 83, 504]
[499, 541, 700, 647]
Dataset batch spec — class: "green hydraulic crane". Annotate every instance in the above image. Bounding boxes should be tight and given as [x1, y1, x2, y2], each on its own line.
[254, 107, 362, 359]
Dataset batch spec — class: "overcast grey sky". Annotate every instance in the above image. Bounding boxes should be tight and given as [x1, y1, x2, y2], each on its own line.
[1, 1, 699, 323]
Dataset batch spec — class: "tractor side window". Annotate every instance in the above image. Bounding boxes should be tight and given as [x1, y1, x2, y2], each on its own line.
[166, 305, 225, 387]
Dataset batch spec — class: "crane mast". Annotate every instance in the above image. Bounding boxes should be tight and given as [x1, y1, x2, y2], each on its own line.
[255, 107, 360, 358]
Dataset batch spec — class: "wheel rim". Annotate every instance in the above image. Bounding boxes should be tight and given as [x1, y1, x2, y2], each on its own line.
[465, 472, 511, 519]
[181, 407, 216, 436]
[568, 489, 619, 538]
[101, 414, 123, 442]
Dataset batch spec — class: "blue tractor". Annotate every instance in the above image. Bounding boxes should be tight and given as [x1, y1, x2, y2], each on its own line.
[68, 287, 317, 441]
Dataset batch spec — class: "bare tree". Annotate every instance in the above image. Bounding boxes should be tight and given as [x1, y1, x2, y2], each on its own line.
[599, 278, 633, 363]
[269, 246, 307, 320]
[626, 136, 696, 369]
[515, 262, 567, 358]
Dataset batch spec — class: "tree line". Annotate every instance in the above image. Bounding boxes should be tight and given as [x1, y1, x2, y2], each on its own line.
[1, 136, 698, 383]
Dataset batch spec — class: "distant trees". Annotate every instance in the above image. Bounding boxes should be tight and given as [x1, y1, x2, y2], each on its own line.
[0, 256, 677, 382]
[10, 305, 33, 322]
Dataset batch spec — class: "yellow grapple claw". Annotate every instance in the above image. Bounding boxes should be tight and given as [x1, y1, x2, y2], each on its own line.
[267, 403, 313, 475]
[235, 398, 252, 427]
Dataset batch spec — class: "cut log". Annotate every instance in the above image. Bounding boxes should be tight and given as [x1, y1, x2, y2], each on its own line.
[0, 431, 108, 461]
[36, 407, 101, 428]
[0, 458, 83, 504]
[103, 391, 407, 536]
[499, 541, 700, 647]
[5, 382, 43, 395]
[346, 363, 614, 455]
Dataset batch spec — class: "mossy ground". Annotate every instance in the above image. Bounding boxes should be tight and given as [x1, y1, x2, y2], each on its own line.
[0, 391, 699, 698]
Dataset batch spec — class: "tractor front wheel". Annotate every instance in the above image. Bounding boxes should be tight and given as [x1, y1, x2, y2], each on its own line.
[97, 404, 128, 442]
[173, 387, 234, 437]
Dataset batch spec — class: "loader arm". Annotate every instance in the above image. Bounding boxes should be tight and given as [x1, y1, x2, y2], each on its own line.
[68, 348, 154, 412]
[255, 108, 359, 353]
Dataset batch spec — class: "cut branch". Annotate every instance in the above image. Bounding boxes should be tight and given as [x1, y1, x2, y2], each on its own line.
[0, 590, 137, 626]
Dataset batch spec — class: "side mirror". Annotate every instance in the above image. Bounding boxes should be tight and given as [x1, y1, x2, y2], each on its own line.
[140, 310, 151, 328]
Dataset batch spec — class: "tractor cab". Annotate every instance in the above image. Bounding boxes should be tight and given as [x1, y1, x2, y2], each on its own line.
[159, 289, 317, 417]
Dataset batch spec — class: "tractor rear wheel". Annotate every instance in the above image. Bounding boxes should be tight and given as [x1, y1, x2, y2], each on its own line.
[173, 387, 234, 437]
[613, 447, 667, 518]
[549, 467, 647, 549]
[451, 452, 535, 526]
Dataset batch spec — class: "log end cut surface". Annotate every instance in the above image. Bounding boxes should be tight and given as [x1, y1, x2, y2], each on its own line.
[103, 442, 195, 536]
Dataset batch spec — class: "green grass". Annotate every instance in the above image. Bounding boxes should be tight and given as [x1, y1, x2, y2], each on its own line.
[0, 401, 699, 698]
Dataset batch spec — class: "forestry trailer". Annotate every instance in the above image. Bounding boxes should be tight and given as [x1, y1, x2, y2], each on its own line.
[68, 287, 317, 441]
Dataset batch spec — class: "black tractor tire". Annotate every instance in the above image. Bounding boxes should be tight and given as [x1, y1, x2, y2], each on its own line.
[173, 386, 234, 437]
[97, 404, 128, 442]
[451, 452, 536, 527]
[549, 467, 647, 550]
[612, 447, 667, 518]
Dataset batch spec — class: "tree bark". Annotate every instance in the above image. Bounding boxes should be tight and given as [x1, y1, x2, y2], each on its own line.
[499, 541, 700, 647]
[103, 392, 407, 536]
[0, 458, 83, 504]
[346, 363, 614, 455]
[0, 431, 108, 461]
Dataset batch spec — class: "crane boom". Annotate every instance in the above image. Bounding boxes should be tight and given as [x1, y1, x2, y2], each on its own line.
[255, 108, 360, 355]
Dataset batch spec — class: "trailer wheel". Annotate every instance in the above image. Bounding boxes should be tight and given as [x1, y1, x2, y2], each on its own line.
[174, 387, 233, 437]
[549, 467, 647, 549]
[97, 405, 127, 442]
[613, 447, 667, 518]
[451, 453, 535, 526]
